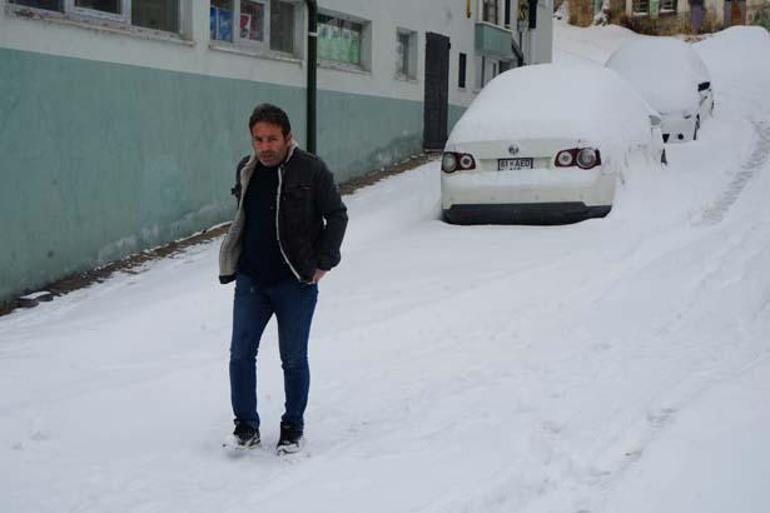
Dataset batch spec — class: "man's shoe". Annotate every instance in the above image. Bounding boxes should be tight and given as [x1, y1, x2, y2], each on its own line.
[276, 422, 304, 454]
[231, 421, 261, 449]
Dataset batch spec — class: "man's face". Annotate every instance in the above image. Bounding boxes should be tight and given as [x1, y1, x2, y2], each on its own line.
[251, 121, 292, 167]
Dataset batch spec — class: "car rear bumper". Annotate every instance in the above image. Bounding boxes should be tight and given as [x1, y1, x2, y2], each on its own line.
[441, 168, 616, 209]
[443, 202, 612, 225]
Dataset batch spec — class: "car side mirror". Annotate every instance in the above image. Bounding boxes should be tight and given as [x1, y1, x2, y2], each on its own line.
[649, 114, 662, 127]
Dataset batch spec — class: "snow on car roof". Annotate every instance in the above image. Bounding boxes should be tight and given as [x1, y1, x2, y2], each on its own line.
[605, 38, 705, 114]
[447, 63, 655, 154]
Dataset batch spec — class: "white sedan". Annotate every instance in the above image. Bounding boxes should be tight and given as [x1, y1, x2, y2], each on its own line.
[606, 37, 714, 143]
[441, 63, 665, 225]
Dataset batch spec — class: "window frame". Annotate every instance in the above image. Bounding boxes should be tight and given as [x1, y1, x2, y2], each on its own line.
[316, 9, 371, 73]
[8, 0, 187, 38]
[67, 0, 130, 24]
[660, 0, 677, 13]
[395, 27, 418, 82]
[632, 0, 650, 15]
[481, 0, 499, 25]
[475, 55, 500, 90]
[210, 0, 301, 58]
[459, 52, 467, 89]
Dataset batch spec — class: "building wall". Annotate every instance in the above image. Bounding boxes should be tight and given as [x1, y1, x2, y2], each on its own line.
[0, 0, 495, 302]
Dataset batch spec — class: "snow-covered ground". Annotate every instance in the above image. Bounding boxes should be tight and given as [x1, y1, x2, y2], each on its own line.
[2, 23, 770, 513]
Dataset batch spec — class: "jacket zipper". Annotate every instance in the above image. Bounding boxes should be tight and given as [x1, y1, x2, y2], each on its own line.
[275, 164, 303, 282]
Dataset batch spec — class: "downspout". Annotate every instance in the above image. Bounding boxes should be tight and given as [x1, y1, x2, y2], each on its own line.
[305, 0, 318, 154]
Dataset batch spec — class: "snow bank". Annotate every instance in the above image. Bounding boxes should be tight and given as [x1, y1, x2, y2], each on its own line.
[695, 27, 770, 91]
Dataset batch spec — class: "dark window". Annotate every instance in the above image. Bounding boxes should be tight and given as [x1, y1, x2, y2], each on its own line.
[483, 0, 498, 24]
[459, 52, 467, 88]
[75, 0, 121, 15]
[270, 0, 295, 53]
[9, 0, 63, 11]
[632, 0, 649, 13]
[661, 0, 676, 11]
[132, 0, 179, 32]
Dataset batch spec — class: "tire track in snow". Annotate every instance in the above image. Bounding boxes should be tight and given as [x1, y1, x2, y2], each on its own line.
[697, 120, 770, 226]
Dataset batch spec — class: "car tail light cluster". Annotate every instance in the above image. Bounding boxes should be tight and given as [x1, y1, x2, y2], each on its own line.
[555, 148, 601, 170]
[441, 152, 476, 173]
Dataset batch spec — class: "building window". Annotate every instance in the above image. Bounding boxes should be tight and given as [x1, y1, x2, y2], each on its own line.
[632, 0, 650, 14]
[9, 0, 181, 33]
[9, 0, 62, 10]
[318, 13, 368, 68]
[396, 29, 417, 80]
[270, 0, 294, 53]
[211, 0, 296, 54]
[75, 0, 120, 15]
[459, 52, 467, 88]
[133, 0, 179, 32]
[476, 56, 500, 89]
[482, 0, 499, 24]
[660, 0, 676, 12]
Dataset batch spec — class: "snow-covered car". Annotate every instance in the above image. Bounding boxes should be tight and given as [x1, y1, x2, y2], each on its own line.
[441, 63, 665, 225]
[605, 38, 714, 143]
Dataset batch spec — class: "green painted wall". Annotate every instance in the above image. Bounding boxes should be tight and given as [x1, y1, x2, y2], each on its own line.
[448, 104, 466, 135]
[0, 48, 433, 302]
[318, 91, 423, 182]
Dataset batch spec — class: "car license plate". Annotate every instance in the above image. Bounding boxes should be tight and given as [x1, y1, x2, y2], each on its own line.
[498, 158, 534, 171]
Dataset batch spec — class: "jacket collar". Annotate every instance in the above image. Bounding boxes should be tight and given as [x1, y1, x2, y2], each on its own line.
[241, 141, 299, 186]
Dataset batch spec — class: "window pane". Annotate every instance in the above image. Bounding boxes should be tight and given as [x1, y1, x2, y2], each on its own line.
[9, 0, 63, 11]
[132, 0, 179, 32]
[483, 0, 498, 24]
[396, 32, 410, 76]
[75, 0, 121, 15]
[270, 1, 295, 53]
[459, 53, 467, 88]
[318, 14, 363, 65]
[240, 0, 265, 42]
[211, 0, 234, 42]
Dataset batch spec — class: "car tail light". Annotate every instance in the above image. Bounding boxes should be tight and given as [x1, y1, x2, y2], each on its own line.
[555, 147, 601, 170]
[556, 150, 574, 167]
[576, 148, 598, 169]
[442, 152, 476, 173]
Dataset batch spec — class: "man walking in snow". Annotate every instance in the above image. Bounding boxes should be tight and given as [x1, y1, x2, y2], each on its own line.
[218, 103, 348, 453]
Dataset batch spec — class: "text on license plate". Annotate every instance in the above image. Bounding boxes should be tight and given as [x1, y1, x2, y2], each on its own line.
[498, 158, 534, 171]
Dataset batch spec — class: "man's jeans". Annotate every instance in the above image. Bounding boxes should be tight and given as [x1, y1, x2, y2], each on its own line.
[229, 273, 318, 430]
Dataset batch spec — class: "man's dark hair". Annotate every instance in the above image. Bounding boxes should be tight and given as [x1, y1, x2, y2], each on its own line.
[248, 103, 292, 136]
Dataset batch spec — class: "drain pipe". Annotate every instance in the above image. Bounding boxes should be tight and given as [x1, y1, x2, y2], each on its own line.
[305, 0, 318, 154]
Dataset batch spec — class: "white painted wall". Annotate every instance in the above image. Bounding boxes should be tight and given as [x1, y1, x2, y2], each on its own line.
[0, 1, 308, 87]
[0, 0, 488, 109]
[316, 0, 479, 107]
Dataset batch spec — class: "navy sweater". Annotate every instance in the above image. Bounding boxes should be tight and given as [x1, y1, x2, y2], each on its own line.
[237, 165, 293, 285]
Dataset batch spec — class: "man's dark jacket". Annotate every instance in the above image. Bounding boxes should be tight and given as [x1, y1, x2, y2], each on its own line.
[219, 144, 348, 284]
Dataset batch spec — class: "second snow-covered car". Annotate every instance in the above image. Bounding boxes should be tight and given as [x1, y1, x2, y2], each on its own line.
[605, 37, 714, 143]
[441, 63, 665, 225]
